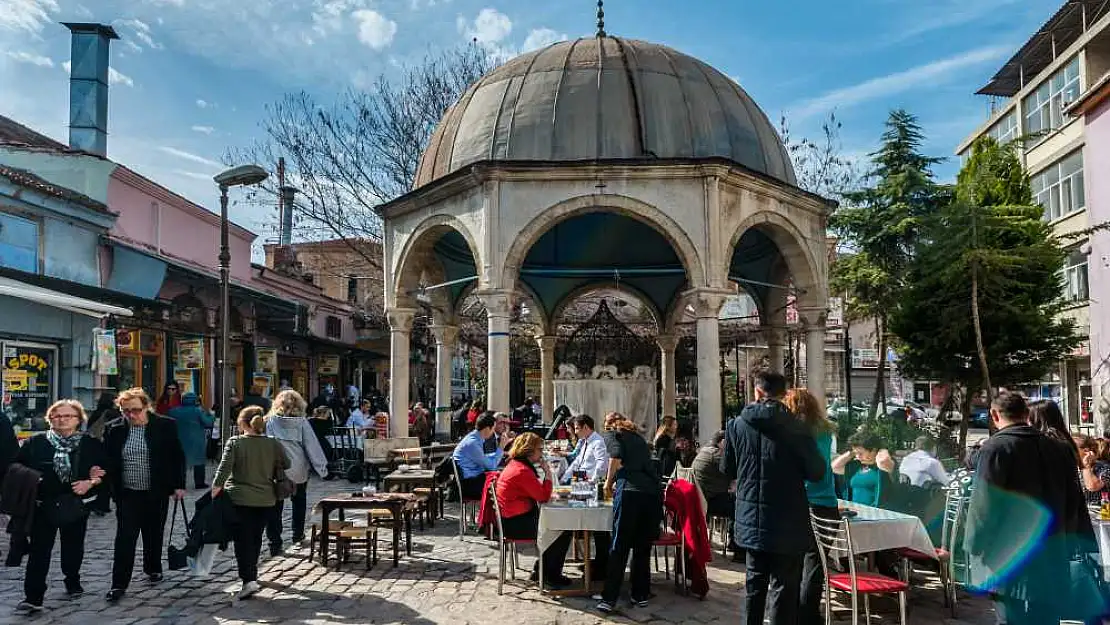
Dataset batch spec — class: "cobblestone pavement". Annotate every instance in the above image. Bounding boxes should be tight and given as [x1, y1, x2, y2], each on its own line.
[0, 475, 1000, 624]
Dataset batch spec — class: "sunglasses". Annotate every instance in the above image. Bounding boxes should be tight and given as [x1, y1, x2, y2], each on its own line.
[121, 407, 146, 415]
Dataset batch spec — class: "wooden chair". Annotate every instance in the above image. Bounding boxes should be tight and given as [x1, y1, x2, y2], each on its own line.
[308, 520, 354, 565]
[811, 510, 908, 625]
[487, 478, 538, 595]
[336, 525, 378, 569]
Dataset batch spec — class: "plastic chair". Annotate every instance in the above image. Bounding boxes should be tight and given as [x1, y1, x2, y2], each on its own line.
[487, 478, 539, 595]
[897, 487, 968, 616]
[452, 459, 481, 539]
[810, 510, 908, 625]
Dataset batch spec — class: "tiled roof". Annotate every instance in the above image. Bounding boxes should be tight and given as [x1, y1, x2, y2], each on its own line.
[0, 165, 111, 214]
[0, 115, 70, 151]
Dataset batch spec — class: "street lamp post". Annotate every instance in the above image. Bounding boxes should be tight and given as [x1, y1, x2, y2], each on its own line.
[214, 165, 269, 446]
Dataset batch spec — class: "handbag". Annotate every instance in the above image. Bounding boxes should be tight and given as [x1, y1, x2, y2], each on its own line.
[273, 439, 296, 500]
[166, 498, 191, 571]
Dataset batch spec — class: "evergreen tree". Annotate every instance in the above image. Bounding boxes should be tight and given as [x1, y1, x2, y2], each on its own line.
[891, 137, 1079, 450]
[831, 110, 945, 418]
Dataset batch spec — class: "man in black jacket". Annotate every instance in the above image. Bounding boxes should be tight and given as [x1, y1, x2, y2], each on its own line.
[723, 371, 825, 625]
[103, 388, 186, 603]
[964, 391, 1097, 625]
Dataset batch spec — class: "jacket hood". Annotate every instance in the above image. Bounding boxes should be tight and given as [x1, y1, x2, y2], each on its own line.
[180, 393, 200, 407]
[269, 414, 305, 429]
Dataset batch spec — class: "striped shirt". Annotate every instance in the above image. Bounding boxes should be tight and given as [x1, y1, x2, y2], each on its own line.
[122, 425, 151, 491]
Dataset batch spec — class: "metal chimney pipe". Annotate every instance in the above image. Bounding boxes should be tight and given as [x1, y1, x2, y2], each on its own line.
[62, 22, 119, 157]
[279, 186, 297, 246]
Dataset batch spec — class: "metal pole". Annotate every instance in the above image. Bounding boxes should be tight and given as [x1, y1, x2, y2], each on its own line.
[843, 321, 853, 423]
[734, 339, 741, 406]
[219, 184, 232, 447]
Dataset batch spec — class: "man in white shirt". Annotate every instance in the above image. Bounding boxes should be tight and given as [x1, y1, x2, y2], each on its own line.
[898, 436, 949, 487]
[346, 400, 373, 435]
[560, 414, 609, 484]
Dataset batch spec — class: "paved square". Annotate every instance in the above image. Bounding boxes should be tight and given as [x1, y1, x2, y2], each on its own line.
[0, 477, 999, 624]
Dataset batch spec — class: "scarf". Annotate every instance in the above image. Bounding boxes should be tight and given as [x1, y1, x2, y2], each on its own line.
[45, 430, 82, 483]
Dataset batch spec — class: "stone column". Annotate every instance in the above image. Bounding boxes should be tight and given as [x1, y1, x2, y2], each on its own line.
[656, 334, 679, 418]
[764, 325, 786, 374]
[479, 290, 513, 414]
[387, 308, 416, 439]
[692, 290, 729, 444]
[802, 310, 827, 405]
[536, 335, 557, 423]
[431, 324, 459, 440]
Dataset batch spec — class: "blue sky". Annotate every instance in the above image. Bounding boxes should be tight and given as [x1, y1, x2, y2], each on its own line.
[0, 0, 1065, 241]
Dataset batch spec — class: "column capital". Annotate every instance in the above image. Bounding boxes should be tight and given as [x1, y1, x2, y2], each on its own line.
[655, 334, 679, 352]
[798, 306, 827, 329]
[536, 335, 558, 351]
[430, 324, 459, 346]
[386, 307, 418, 333]
[683, 288, 731, 319]
[476, 289, 514, 318]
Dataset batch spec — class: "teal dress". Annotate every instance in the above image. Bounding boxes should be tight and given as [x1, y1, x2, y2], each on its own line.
[805, 431, 838, 508]
[847, 463, 884, 507]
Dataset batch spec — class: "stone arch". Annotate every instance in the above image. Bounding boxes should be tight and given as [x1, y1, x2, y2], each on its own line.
[391, 214, 483, 309]
[453, 279, 551, 334]
[502, 193, 707, 293]
[550, 283, 664, 333]
[725, 210, 826, 312]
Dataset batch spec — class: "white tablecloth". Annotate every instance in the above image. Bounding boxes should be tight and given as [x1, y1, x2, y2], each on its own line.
[537, 502, 613, 553]
[840, 500, 936, 557]
[1094, 518, 1110, 581]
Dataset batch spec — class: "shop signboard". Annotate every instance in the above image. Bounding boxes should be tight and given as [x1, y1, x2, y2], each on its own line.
[3, 342, 57, 428]
[176, 339, 205, 370]
[256, 348, 278, 374]
[851, 348, 880, 369]
[93, 329, 118, 375]
[251, 372, 274, 398]
[173, 371, 195, 395]
[318, 355, 340, 375]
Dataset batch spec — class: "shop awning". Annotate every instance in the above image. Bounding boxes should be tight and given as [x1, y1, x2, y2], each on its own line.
[0, 276, 133, 318]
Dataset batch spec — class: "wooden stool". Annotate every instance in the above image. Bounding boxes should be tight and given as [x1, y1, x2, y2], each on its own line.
[309, 520, 353, 562]
[336, 526, 378, 569]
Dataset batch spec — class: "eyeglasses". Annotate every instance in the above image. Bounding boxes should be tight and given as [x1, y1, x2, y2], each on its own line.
[121, 407, 146, 415]
[49, 413, 80, 421]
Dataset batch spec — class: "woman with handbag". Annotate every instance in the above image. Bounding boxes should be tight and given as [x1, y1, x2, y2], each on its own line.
[15, 399, 107, 613]
[212, 405, 290, 600]
[264, 390, 327, 555]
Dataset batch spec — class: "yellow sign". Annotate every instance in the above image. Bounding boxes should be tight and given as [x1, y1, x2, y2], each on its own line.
[6, 353, 48, 372]
[3, 370, 28, 391]
[318, 355, 340, 375]
[176, 339, 205, 370]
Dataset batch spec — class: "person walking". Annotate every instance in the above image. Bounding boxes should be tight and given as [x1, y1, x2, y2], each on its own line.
[965, 392, 1098, 625]
[104, 387, 186, 603]
[154, 382, 182, 416]
[168, 393, 215, 489]
[14, 400, 107, 613]
[723, 372, 825, 625]
[596, 412, 661, 614]
[212, 405, 290, 600]
[265, 389, 328, 555]
[783, 387, 839, 625]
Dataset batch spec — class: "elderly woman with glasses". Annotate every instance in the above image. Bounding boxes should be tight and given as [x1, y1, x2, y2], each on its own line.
[103, 387, 186, 603]
[14, 400, 107, 613]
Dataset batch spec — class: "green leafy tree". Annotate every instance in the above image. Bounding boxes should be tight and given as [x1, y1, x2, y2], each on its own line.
[891, 137, 1080, 451]
[831, 110, 945, 418]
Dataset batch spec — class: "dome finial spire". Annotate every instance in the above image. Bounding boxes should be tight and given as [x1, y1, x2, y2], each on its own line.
[596, 0, 606, 37]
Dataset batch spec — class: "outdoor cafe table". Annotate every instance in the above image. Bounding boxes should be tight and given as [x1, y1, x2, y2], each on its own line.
[315, 493, 417, 568]
[382, 468, 441, 524]
[838, 500, 937, 556]
[538, 499, 613, 597]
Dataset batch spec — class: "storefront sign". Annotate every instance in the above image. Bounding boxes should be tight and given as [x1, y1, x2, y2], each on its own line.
[318, 355, 340, 375]
[3, 342, 57, 427]
[524, 368, 541, 399]
[851, 348, 880, 369]
[256, 348, 278, 374]
[94, 329, 118, 375]
[173, 371, 195, 395]
[3, 369, 28, 391]
[251, 373, 274, 398]
[176, 339, 205, 370]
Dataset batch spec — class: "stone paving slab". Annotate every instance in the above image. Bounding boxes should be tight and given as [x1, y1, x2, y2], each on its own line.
[0, 474, 999, 624]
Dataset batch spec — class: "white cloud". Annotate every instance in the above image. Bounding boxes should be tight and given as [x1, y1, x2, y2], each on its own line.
[171, 169, 215, 181]
[109, 67, 134, 87]
[0, 0, 59, 34]
[521, 28, 565, 52]
[312, 0, 367, 35]
[5, 50, 54, 67]
[196, 99, 210, 108]
[353, 9, 397, 50]
[159, 146, 222, 169]
[191, 125, 215, 135]
[788, 45, 1011, 121]
[117, 18, 161, 51]
[459, 8, 512, 44]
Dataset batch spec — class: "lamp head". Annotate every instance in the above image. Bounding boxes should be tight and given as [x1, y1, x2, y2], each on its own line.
[214, 164, 268, 188]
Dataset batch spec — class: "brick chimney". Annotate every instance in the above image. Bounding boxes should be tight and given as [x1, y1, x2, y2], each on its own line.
[62, 23, 119, 157]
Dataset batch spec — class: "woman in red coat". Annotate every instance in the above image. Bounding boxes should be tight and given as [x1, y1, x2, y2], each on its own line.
[494, 432, 573, 589]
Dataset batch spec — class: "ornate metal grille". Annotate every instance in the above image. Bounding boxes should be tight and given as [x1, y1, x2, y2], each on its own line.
[558, 300, 656, 375]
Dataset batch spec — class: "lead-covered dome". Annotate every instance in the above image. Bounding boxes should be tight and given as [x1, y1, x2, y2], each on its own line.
[415, 36, 796, 188]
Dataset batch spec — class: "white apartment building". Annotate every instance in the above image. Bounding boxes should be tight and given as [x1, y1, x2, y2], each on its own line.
[956, 0, 1110, 432]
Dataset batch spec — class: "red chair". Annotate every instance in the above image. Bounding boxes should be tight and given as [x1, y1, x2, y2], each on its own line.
[810, 510, 908, 625]
[652, 488, 686, 593]
[897, 488, 969, 617]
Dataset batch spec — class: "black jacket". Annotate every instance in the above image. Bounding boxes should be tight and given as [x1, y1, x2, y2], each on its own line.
[964, 424, 1095, 604]
[103, 413, 186, 498]
[15, 434, 106, 502]
[0, 414, 19, 485]
[723, 399, 826, 554]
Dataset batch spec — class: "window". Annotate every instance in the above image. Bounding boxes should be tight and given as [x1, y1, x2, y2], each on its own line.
[987, 109, 1019, 144]
[1023, 57, 1081, 136]
[325, 315, 342, 339]
[0, 211, 40, 273]
[1032, 150, 1085, 221]
[347, 277, 358, 304]
[1062, 248, 1089, 303]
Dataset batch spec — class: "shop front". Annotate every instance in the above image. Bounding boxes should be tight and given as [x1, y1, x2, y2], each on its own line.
[3, 340, 59, 431]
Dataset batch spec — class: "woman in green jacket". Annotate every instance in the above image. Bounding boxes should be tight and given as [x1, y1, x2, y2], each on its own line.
[212, 406, 289, 600]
